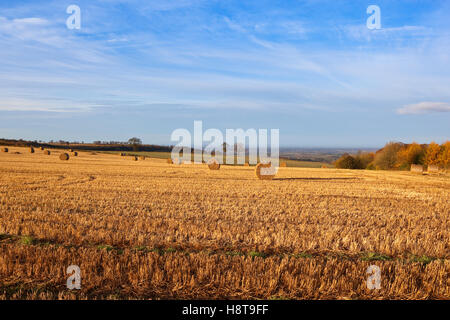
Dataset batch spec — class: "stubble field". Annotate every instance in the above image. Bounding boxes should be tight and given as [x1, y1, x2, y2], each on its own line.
[0, 147, 448, 299]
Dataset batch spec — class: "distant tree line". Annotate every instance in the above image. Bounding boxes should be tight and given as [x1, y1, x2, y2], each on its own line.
[93, 141, 128, 145]
[0, 138, 170, 153]
[335, 141, 450, 170]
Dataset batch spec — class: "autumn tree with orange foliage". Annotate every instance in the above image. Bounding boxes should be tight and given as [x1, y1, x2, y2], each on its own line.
[373, 141, 448, 171]
[373, 142, 403, 170]
[396, 142, 425, 169]
[439, 141, 450, 169]
[424, 142, 442, 166]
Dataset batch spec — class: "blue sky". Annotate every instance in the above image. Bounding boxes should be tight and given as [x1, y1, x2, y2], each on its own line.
[0, 0, 449, 147]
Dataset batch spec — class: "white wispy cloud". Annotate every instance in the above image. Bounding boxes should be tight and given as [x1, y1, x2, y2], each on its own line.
[281, 21, 308, 36]
[223, 17, 247, 33]
[343, 24, 432, 42]
[107, 37, 129, 43]
[0, 16, 55, 43]
[0, 97, 94, 112]
[397, 102, 450, 114]
[12, 17, 49, 25]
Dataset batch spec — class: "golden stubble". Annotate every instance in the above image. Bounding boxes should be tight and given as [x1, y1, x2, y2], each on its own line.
[0, 147, 448, 299]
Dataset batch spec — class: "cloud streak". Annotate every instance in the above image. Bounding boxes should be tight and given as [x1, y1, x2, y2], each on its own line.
[397, 102, 450, 115]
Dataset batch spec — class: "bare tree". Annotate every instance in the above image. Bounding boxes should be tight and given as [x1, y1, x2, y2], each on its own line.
[128, 137, 142, 152]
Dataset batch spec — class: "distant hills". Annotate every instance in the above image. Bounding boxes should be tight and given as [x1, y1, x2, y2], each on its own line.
[280, 147, 379, 163]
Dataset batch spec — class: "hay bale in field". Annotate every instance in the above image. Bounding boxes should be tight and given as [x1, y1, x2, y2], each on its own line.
[255, 162, 277, 180]
[1, 147, 9, 153]
[43, 150, 50, 155]
[280, 162, 287, 167]
[207, 158, 220, 170]
[167, 158, 173, 164]
[30, 147, 35, 153]
[410, 164, 423, 173]
[59, 153, 69, 161]
[427, 164, 439, 173]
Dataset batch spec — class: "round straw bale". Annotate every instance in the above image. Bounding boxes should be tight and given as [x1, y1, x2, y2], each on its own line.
[410, 164, 423, 173]
[44, 150, 50, 155]
[207, 158, 220, 170]
[59, 153, 69, 160]
[255, 162, 277, 180]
